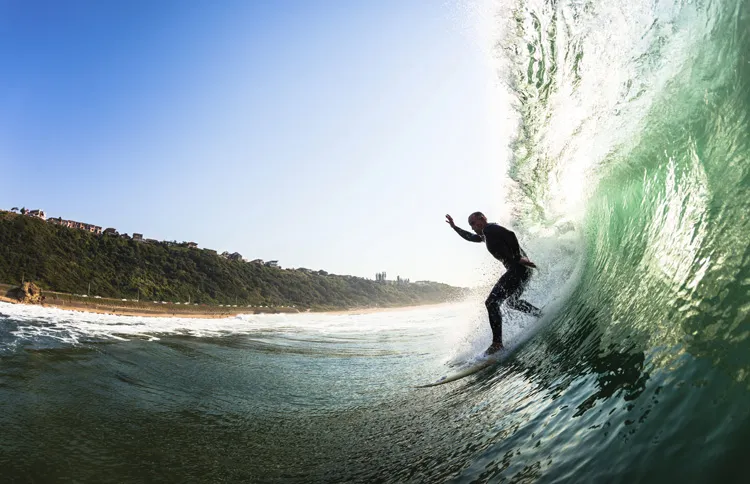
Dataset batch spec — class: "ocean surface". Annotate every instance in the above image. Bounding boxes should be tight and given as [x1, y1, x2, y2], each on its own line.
[3, 0, 750, 481]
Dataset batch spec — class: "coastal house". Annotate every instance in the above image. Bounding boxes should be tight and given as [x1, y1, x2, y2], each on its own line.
[132, 233, 143, 241]
[265, 260, 279, 268]
[250, 259, 264, 265]
[144, 238, 159, 244]
[186, 242, 198, 249]
[47, 217, 66, 227]
[28, 209, 46, 220]
[103, 228, 118, 236]
[66, 221, 102, 235]
[228, 252, 243, 261]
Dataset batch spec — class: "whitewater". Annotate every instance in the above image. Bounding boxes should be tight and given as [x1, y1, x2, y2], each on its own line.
[3, 0, 750, 481]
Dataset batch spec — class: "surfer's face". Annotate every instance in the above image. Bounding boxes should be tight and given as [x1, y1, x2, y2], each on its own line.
[468, 215, 487, 235]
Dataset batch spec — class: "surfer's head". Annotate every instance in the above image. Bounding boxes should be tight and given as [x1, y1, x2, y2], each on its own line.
[468, 212, 487, 235]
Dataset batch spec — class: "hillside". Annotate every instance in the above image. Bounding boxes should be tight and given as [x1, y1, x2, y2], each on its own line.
[0, 211, 463, 310]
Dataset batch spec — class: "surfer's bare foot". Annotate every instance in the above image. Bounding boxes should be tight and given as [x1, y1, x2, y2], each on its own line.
[486, 342, 504, 355]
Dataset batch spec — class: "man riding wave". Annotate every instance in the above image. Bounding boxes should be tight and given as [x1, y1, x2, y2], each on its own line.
[446, 212, 541, 354]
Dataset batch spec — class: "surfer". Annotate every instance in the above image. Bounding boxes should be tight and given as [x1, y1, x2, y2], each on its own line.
[446, 212, 541, 355]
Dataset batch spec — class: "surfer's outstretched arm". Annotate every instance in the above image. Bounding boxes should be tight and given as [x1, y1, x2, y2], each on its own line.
[445, 214, 482, 242]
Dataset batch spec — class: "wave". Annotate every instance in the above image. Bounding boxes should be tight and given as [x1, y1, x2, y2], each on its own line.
[413, 1, 750, 479]
[481, 0, 750, 371]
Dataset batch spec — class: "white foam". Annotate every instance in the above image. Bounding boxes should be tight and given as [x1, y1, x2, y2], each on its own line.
[0, 301, 473, 347]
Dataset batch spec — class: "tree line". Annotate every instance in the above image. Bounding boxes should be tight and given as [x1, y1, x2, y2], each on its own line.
[0, 211, 464, 310]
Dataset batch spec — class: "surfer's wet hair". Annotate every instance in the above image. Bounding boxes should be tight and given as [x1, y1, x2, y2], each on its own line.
[468, 211, 485, 223]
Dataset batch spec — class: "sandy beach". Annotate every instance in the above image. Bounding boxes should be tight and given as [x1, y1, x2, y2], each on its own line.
[0, 295, 455, 319]
[0, 294, 292, 319]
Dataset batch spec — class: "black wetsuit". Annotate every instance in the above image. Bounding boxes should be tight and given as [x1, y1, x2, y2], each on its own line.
[452, 223, 540, 347]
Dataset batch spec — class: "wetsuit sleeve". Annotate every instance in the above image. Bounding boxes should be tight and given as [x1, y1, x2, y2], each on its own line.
[451, 225, 483, 242]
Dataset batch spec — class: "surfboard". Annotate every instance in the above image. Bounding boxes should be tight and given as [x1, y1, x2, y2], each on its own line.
[416, 294, 562, 389]
[416, 349, 509, 388]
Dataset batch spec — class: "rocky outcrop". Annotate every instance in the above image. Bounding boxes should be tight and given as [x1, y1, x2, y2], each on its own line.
[6, 282, 44, 304]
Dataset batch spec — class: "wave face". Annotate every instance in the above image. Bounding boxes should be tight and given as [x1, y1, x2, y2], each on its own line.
[482, 0, 750, 480]
[2, 0, 750, 482]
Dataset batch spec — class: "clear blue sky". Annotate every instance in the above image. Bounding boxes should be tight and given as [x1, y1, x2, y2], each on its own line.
[0, 0, 513, 287]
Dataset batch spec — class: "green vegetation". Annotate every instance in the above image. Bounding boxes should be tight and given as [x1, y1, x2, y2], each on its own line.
[0, 211, 463, 310]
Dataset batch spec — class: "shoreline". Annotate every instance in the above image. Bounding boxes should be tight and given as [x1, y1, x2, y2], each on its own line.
[318, 301, 455, 316]
[0, 296, 291, 319]
[0, 297, 456, 319]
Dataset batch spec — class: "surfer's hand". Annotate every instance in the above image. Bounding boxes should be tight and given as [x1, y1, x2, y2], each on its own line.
[445, 214, 455, 227]
[520, 257, 537, 268]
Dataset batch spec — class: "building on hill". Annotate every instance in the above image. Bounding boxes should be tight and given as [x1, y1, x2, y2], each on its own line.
[28, 209, 46, 220]
[250, 259, 264, 264]
[186, 242, 198, 249]
[103, 228, 118, 236]
[52, 219, 73, 229]
[265, 260, 279, 268]
[228, 252, 243, 261]
[132, 233, 143, 241]
[48, 218, 101, 235]
[47, 217, 65, 226]
[83, 223, 102, 235]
